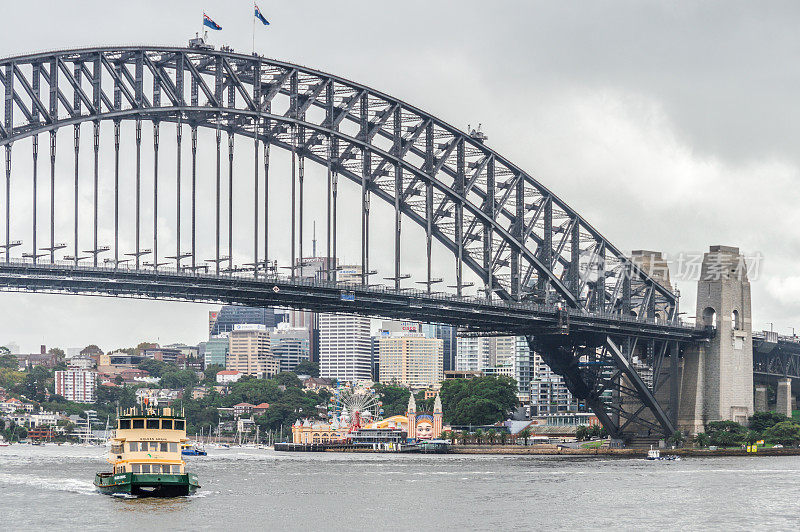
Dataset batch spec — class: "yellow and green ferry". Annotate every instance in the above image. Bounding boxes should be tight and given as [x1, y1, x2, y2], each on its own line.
[94, 404, 200, 497]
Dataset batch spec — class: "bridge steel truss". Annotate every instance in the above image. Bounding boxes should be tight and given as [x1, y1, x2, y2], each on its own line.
[0, 46, 697, 440]
[753, 334, 800, 381]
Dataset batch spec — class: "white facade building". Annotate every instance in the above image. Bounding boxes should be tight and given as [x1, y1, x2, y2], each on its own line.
[54, 368, 97, 403]
[319, 313, 372, 382]
[456, 336, 516, 373]
[319, 265, 372, 382]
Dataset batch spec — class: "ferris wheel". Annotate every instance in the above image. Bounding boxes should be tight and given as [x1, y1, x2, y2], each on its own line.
[328, 383, 384, 431]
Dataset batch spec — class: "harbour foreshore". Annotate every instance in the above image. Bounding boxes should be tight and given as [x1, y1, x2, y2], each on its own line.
[449, 445, 800, 457]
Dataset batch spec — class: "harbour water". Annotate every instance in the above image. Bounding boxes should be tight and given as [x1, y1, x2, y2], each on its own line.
[2, 445, 800, 530]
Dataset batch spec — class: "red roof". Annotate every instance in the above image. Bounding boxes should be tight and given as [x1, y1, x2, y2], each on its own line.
[234, 402, 255, 408]
[254, 402, 270, 409]
[217, 370, 240, 375]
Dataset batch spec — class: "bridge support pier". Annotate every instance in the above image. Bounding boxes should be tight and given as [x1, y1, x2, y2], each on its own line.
[776, 378, 792, 418]
[678, 246, 754, 433]
[754, 385, 768, 413]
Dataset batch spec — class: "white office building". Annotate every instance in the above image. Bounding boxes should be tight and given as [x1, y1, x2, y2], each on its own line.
[319, 313, 372, 382]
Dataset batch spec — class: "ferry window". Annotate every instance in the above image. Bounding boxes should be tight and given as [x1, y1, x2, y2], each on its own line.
[132, 419, 144, 429]
[119, 419, 131, 429]
[132, 464, 141, 473]
[174, 420, 185, 430]
[147, 419, 159, 429]
[161, 464, 171, 474]
[160, 442, 168, 452]
[150, 442, 160, 451]
[141, 464, 151, 474]
[169, 443, 178, 453]
[171, 465, 181, 474]
[162, 419, 173, 430]
[129, 442, 138, 452]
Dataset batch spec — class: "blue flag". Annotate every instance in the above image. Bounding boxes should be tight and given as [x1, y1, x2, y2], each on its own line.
[254, 4, 270, 25]
[203, 13, 222, 31]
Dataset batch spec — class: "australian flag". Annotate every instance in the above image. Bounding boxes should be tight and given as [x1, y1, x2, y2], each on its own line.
[203, 13, 222, 31]
[254, 4, 270, 25]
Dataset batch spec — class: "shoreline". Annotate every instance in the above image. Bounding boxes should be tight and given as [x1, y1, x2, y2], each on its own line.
[449, 445, 800, 457]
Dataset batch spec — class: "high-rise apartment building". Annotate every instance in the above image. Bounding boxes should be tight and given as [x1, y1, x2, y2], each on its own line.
[457, 336, 518, 371]
[55, 368, 96, 403]
[455, 336, 492, 372]
[226, 325, 279, 377]
[378, 333, 443, 388]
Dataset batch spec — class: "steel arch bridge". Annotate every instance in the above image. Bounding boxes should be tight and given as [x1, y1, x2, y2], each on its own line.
[0, 45, 703, 440]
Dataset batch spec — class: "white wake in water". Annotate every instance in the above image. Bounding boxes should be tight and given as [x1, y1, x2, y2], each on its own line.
[0, 472, 98, 495]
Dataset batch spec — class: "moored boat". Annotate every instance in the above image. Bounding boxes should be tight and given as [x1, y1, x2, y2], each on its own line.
[94, 404, 200, 497]
[181, 442, 208, 456]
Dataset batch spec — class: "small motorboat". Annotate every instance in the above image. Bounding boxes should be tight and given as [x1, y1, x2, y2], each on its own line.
[181, 443, 208, 456]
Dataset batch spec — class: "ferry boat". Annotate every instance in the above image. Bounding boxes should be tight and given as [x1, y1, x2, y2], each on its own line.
[94, 404, 200, 497]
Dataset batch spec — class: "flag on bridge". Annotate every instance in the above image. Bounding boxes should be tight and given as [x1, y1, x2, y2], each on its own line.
[203, 13, 222, 31]
[254, 4, 270, 25]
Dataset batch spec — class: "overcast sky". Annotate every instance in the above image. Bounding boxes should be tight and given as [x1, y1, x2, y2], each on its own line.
[1, 1, 799, 352]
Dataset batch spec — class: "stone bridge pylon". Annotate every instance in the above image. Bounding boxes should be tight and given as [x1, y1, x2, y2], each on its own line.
[678, 245, 754, 433]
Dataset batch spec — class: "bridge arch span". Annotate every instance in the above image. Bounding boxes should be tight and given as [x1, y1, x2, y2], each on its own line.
[0, 46, 676, 318]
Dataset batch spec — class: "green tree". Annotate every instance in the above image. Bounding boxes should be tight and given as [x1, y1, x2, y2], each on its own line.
[744, 430, 761, 445]
[159, 369, 198, 389]
[24, 365, 53, 401]
[292, 361, 320, 378]
[203, 364, 225, 384]
[763, 421, 800, 446]
[473, 428, 484, 444]
[226, 378, 282, 406]
[137, 358, 177, 378]
[706, 420, 747, 448]
[47, 347, 66, 360]
[589, 424, 607, 439]
[667, 431, 686, 447]
[0, 354, 17, 369]
[274, 371, 302, 388]
[486, 428, 497, 445]
[694, 432, 711, 448]
[518, 427, 532, 446]
[459, 430, 470, 445]
[749, 411, 790, 433]
[439, 376, 518, 426]
[373, 383, 411, 417]
[575, 425, 589, 441]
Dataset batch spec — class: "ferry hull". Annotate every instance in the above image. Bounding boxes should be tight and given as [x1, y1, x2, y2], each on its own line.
[94, 472, 200, 497]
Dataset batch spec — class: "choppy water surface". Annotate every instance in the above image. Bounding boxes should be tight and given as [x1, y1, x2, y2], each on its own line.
[2, 445, 799, 530]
